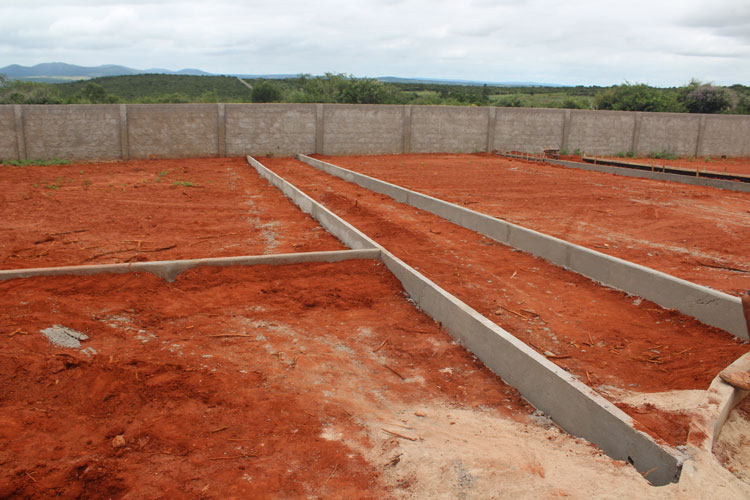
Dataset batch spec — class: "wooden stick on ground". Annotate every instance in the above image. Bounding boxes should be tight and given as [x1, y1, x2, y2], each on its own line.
[383, 364, 406, 380]
[382, 428, 418, 441]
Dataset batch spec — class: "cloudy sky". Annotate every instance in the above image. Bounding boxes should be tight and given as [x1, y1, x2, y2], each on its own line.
[1, 0, 748, 86]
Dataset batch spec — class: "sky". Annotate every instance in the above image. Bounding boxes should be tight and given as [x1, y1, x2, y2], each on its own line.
[1, 0, 748, 87]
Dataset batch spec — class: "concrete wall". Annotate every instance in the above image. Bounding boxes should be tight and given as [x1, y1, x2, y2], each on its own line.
[410, 106, 489, 153]
[495, 107, 566, 152]
[322, 105, 405, 155]
[24, 105, 122, 161]
[225, 103, 316, 156]
[566, 110, 636, 155]
[637, 113, 701, 156]
[700, 115, 750, 157]
[1, 103, 748, 161]
[0, 106, 17, 161]
[127, 104, 219, 159]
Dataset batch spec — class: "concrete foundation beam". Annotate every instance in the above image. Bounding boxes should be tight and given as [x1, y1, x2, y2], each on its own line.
[247, 156, 379, 251]
[0, 249, 380, 283]
[248, 156, 685, 486]
[550, 158, 750, 193]
[296, 154, 749, 340]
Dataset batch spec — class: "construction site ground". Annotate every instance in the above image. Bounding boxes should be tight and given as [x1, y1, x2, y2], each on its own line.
[1, 156, 749, 499]
[319, 153, 750, 294]
[0, 157, 345, 270]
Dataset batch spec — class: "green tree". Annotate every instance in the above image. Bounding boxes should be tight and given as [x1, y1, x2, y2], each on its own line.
[679, 80, 735, 114]
[0, 80, 62, 104]
[594, 83, 679, 112]
[252, 80, 282, 103]
[199, 89, 220, 103]
[71, 82, 118, 103]
[339, 78, 396, 104]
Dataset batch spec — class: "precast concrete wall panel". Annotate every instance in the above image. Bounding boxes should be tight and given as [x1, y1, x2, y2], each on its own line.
[1, 103, 749, 161]
[0, 106, 17, 161]
[410, 106, 488, 153]
[127, 104, 219, 159]
[225, 104, 316, 156]
[494, 108, 565, 152]
[637, 113, 700, 156]
[567, 110, 635, 155]
[23, 105, 122, 161]
[700, 115, 750, 157]
[322, 105, 404, 155]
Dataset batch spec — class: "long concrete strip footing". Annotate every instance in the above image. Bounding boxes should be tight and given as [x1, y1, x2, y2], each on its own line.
[0, 249, 381, 283]
[248, 156, 685, 486]
[549, 158, 750, 193]
[296, 154, 749, 340]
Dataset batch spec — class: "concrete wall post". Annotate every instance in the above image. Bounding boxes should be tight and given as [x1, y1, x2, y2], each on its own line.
[217, 103, 226, 157]
[402, 105, 412, 153]
[486, 107, 497, 152]
[13, 105, 26, 161]
[631, 112, 642, 154]
[119, 104, 129, 161]
[315, 104, 325, 154]
[695, 115, 707, 158]
[560, 109, 571, 152]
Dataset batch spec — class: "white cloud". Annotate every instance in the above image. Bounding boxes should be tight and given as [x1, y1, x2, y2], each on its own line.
[0, 0, 747, 86]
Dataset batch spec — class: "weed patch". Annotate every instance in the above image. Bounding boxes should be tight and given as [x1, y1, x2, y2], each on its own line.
[2, 157, 69, 166]
[648, 150, 678, 160]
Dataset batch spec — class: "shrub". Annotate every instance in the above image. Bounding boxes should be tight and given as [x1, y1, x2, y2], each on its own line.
[0, 80, 63, 104]
[594, 83, 679, 112]
[496, 95, 523, 107]
[252, 80, 282, 103]
[648, 150, 678, 160]
[680, 81, 735, 114]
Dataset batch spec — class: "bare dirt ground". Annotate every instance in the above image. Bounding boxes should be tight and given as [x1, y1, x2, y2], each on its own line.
[0, 157, 345, 270]
[1, 261, 666, 499]
[264, 157, 749, 450]
[3, 155, 749, 498]
[318, 153, 750, 295]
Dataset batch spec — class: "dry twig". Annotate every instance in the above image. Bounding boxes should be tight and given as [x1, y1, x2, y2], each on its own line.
[382, 428, 418, 441]
[383, 364, 406, 380]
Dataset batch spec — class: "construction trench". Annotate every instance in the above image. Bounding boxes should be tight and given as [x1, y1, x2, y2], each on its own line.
[1, 152, 750, 498]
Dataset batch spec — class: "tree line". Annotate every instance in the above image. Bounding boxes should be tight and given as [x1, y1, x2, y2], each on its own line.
[1, 73, 748, 114]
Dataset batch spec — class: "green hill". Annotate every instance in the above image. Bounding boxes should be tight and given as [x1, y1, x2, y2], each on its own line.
[56, 74, 252, 103]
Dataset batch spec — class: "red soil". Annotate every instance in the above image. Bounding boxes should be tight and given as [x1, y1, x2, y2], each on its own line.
[0, 157, 345, 270]
[319, 153, 750, 295]
[0, 261, 533, 499]
[263, 156, 749, 445]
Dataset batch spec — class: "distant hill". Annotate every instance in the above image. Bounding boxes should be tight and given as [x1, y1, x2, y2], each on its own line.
[0, 62, 211, 83]
[1, 62, 565, 87]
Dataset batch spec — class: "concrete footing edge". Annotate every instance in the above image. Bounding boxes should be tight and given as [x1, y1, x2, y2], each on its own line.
[0, 249, 381, 283]
[296, 153, 748, 340]
[249, 156, 685, 486]
[549, 158, 750, 193]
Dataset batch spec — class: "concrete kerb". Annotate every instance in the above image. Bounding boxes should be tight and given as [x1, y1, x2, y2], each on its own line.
[0, 250, 381, 283]
[549, 158, 750, 194]
[296, 154, 749, 340]
[247, 156, 378, 251]
[248, 155, 685, 486]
